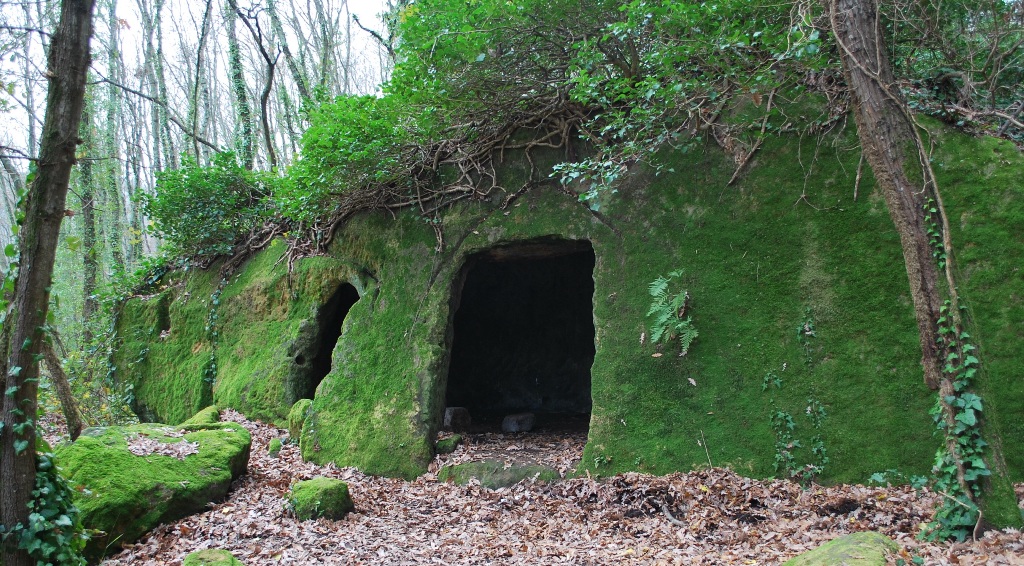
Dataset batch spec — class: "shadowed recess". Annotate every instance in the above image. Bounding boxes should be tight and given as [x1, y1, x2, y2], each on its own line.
[302, 283, 360, 399]
[445, 239, 596, 429]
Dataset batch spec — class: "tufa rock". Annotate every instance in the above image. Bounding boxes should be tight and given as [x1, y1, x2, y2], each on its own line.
[183, 549, 245, 565]
[55, 418, 251, 560]
[290, 477, 354, 520]
[443, 407, 472, 431]
[501, 412, 535, 433]
[438, 460, 559, 489]
[181, 405, 221, 426]
[782, 531, 899, 566]
[435, 434, 462, 454]
[288, 398, 313, 441]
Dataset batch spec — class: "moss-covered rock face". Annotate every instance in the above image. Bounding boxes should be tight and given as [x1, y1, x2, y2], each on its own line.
[55, 420, 251, 559]
[183, 549, 245, 566]
[438, 461, 559, 489]
[116, 124, 1024, 495]
[782, 532, 899, 566]
[289, 477, 354, 520]
[114, 240, 367, 426]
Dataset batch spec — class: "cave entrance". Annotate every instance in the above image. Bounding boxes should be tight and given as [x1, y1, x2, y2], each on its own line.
[445, 239, 595, 434]
[300, 283, 360, 400]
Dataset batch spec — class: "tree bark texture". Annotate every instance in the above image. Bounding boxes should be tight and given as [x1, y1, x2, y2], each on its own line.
[827, 0, 977, 503]
[0, 1, 95, 563]
[828, 0, 943, 390]
[42, 340, 84, 441]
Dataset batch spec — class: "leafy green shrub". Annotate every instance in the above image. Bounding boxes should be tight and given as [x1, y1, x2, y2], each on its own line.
[646, 270, 698, 356]
[143, 152, 273, 257]
[283, 95, 422, 224]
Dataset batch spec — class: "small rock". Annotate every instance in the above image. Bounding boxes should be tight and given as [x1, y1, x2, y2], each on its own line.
[183, 549, 245, 565]
[287, 398, 313, 441]
[502, 412, 535, 433]
[782, 531, 899, 566]
[268, 437, 283, 457]
[435, 434, 462, 454]
[290, 477, 354, 520]
[443, 407, 472, 431]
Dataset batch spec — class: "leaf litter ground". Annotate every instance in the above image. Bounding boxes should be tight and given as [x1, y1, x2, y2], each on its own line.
[41, 411, 1022, 565]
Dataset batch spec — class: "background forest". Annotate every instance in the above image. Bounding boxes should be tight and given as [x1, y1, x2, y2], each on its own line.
[0, 0, 1022, 562]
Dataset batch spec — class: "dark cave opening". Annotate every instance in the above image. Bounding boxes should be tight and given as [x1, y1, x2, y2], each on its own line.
[445, 239, 595, 433]
[301, 283, 360, 400]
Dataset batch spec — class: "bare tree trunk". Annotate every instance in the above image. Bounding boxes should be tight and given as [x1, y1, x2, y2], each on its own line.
[42, 339, 84, 441]
[0, 2, 95, 564]
[189, 0, 214, 162]
[268, 0, 312, 101]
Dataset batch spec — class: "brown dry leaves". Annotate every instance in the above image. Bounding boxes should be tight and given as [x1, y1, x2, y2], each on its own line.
[126, 428, 200, 460]
[89, 411, 1023, 565]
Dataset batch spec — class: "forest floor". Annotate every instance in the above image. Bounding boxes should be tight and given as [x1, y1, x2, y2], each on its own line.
[42, 411, 1024, 565]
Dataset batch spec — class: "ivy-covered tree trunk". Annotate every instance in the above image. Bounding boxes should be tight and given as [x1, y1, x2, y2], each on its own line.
[79, 101, 99, 344]
[0, 1, 95, 564]
[226, 0, 255, 170]
[828, 0, 1020, 530]
[827, 0, 944, 390]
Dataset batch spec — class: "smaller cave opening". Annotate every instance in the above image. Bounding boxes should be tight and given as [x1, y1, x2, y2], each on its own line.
[444, 239, 595, 435]
[300, 283, 360, 400]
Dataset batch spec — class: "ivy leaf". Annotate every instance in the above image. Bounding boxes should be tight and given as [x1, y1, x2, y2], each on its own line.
[13, 439, 28, 454]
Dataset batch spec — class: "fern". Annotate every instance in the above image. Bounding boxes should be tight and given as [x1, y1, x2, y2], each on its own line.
[646, 270, 698, 356]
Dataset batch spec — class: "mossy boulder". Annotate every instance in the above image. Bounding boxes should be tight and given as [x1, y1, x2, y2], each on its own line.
[289, 477, 354, 520]
[181, 405, 221, 425]
[55, 421, 251, 559]
[183, 549, 245, 566]
[438, 460, 559, 489]
[268, 437, 283, 457]
[435, 434, 462, 455]
[287, 398, 312, 440]
[782, 532, 899, 565]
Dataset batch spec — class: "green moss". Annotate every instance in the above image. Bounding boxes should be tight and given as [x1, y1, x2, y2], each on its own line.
[435, 434, 462, 455]
[289, 477, 354, 520]
[183, 549, 245, 566]
[55, 422, 251, 559]
[181, 405, 220, 425]
[782, 532, 899, 566]
[438, 461, 559, 489]
[118, 116, 1023, 500]
[287, 398, 312, 440]
[268, 437, 283, 457]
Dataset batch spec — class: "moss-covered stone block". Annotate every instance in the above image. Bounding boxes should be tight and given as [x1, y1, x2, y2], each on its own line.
[181, 405, 220, 425]
[268, 437, 283, 457]
[435, 434, 462, 455]
[289, 477, 354, 520]
[55, 422, 251, 559]
[438, 460, 559, 489]
[288, 398, 312, 440]
[782, 532, 899, 566]
[183, 549, 245, 566]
